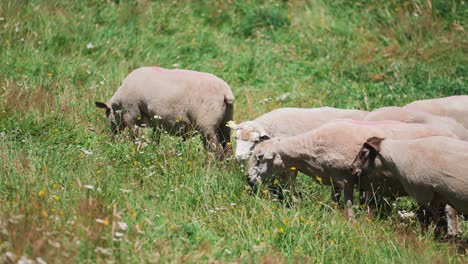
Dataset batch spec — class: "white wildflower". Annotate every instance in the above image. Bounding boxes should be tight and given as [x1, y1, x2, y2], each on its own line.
[80, 149, 93, 156]
[86, 42, 94, 49]
[117, 222, 128, 231]
[84, 185, 94, 190]
[36, 257, 47, 264]
[95, 247, 113, 256]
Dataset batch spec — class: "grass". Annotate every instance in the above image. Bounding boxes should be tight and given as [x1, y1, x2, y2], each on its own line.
[0, 0, 467, 262]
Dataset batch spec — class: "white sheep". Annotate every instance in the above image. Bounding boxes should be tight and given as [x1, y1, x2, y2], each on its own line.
[96, 67, 234, 157]
[404, 95, 468, 129]
[351, 136, 468, 235]
[365, 106, 468, 141]
[247, 119, 458, 220]
[232, 107, 368, 160]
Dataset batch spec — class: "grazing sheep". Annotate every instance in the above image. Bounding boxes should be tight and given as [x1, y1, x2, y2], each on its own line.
[404, 95, 468, 129]
[96, 67, 234, 157]
[231, 107, 368, 160]
[365, 106, 468, 141]
[351, 136, 468, 235]
[247, 119, 458, 220]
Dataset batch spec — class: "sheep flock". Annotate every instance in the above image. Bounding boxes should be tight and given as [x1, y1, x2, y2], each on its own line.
[97, 66, 468, 239]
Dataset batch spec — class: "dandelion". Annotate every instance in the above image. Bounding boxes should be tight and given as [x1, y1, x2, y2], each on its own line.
[278, 227, 285, 234]
[38, 189, 46, 198]
[53, 195, 60, 202]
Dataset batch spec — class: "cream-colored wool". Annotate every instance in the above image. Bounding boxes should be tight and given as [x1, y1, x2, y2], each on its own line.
[96, 67, 234, 154]
[404, 95, 468, 129]
[233, 107, 368, 160]
[248, 119, 458, 220]
[365, 106, 468, 141]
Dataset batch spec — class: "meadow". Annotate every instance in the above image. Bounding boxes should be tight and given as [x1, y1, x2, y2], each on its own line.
[0, 0, 467, 262]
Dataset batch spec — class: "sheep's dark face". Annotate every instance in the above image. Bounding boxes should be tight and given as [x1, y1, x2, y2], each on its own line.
[247, 141, 284, 187]
[351, 137, 384, 177]
[96, 101, 123, 134]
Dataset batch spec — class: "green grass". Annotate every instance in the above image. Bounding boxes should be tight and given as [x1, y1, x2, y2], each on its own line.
[0, 0, 467, 262]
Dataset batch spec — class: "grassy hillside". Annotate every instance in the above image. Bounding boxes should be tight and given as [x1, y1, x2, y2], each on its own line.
[0, 0, 467, 262]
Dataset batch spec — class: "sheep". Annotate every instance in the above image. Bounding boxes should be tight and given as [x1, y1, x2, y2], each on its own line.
[364, 106, 468, 141]
[404, 95, 468, 129]
[231, 107, 368, 161]
[247, 119, 458, 220]
[351, 136, 468, 235]
[95, 66, 234, 158]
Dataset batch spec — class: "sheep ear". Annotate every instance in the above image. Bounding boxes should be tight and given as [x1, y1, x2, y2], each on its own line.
[95, 101, 110, 111]
[259, 129, 270, 140]
[264, 152, 274, 160]
[273, 153, 283, 167]
[364, 137, 384, 153]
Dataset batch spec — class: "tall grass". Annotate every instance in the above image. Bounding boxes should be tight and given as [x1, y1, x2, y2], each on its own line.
[0, 0, 467, 262]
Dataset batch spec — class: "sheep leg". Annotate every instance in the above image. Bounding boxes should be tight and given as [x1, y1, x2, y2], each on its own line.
[445, 205, 462, 237]
[331, 185, 342, 204]
[344, 184, 355, 221]
[202, 130, 224, 159]
[279, 170, 298, 199]
[416, 205, 431, 234]
[123, 113, 139, 139]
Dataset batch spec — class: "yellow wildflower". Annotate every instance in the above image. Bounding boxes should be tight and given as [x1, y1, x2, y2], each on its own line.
[52, 183, 59, 189]
[273, 179, 279, 185]
[316, 176, 323, 184]
[137, 116, 142, 120]
[226, 142, 232, 146]
[283, 218, 290, 226]
[290, 166, 297, 171]
[278, 227, 285, 234]
[53, 195, 60, 202]
[38, 189, 46, 198]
